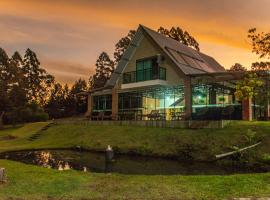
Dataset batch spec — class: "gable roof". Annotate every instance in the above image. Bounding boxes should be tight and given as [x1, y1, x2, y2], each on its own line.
[105, 24, 226, 88]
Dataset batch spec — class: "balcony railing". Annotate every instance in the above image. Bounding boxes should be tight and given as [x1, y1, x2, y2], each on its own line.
[122, 67, 166, 84]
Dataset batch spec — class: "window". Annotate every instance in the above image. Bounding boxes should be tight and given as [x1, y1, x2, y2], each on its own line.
[136, 60, 145, 82]
[122, 56, 166, 83]
[93, 95, 112, 111]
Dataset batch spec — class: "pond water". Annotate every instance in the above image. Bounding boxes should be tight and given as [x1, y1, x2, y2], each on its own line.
[0, 150, 266, 175]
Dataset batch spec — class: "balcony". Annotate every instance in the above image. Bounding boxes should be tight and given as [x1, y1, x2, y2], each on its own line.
[122, 67, 166, 84]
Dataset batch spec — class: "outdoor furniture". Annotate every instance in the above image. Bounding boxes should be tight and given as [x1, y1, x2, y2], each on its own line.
[118, 111, 136, 120]
[171, 111, 186, 120]
[147, 110, 165, 120]
[91, 111, 112, 120]
[91, 112, 102, 120]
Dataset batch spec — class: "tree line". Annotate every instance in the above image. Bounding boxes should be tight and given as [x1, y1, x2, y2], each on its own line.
[0, 48, 88, 127]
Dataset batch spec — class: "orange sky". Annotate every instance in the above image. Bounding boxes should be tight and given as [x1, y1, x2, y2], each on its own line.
[0, 0, 269, 84]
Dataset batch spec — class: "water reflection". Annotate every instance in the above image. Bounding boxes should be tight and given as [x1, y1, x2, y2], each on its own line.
[0, 150, 266, 175]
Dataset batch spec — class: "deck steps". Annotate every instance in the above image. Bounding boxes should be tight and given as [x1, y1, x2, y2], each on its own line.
[27, 122, 55, 141]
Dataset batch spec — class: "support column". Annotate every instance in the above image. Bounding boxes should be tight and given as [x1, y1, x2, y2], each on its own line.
[86, 94, 93, 118]
[209, 88, 216, 105]
[184, 77, 192, 120]
[242, 98, 252, 121]
[111, 87, 118, 120]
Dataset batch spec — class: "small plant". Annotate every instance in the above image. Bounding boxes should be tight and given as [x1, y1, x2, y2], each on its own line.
[261, 153, 270, 164]
[244, 129, 257, 144]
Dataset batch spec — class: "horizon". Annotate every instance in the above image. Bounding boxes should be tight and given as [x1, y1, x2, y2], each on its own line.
[0, 0, 269, 84]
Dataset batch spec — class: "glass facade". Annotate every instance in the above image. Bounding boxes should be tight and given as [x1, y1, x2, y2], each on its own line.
[93, 95, 112, 112]
[191, 81, 241, 120]
[118, 86, 185, 120]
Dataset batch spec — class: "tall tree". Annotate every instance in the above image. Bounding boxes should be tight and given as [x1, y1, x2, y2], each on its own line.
[0, 48, 11, 127]
[89, 52, 114, 89]
[158, 26, 200, 51]
[229, 63, 247, 71]
[114, 30, 136, 64]
[70, 78, 88, 113]
[22, 48, 54, 104]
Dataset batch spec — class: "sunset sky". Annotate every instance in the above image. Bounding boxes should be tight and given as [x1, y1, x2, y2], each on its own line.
[0, 0, 269, 84]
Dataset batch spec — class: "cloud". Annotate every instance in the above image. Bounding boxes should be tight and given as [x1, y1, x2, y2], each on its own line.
[41, 59, 95, 85]
[0, 0, 269, 83]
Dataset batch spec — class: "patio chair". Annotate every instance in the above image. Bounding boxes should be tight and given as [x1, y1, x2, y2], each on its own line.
[102, 112, 112, 120]
[147, 110, 161, 120]
[91, 112, 103, 120]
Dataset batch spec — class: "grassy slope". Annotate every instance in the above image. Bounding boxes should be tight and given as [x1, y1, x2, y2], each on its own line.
[1, 159, 270, 200]
[0, 121, 270, 160]
[1, 121, 270, 199]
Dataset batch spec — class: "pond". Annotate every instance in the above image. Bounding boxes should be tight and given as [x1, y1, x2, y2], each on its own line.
[0, 150, 267, 175]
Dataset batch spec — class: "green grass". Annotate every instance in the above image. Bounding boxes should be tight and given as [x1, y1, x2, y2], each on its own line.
[1, 121, 270, 199]
[0, 159, 270, 200]
[1, 121, 270, 160]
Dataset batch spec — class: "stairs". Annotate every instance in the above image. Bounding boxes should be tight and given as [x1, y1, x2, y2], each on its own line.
[28, 122, 55, 141]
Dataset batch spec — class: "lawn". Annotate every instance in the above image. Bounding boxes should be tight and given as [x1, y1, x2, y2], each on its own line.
[1, 159, 270, 200]
[1, 120, 270, 199]
[1, 120, 270, 161]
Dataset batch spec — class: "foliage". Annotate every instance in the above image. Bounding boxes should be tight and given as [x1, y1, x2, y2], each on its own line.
[114, 30, 136, 64]
[89, 52, 114, 89]
[251, 61, 270, 71]
[234, 72, 263, 101]
[158, 26, 200, 51]
[248, 28, 270, 59]
[4, 103, 49, 124]
[244, 129, 257, 144]
[22, 48, 54, 105]
[229, 63, 247, 71]
[261, 153, 270, 164]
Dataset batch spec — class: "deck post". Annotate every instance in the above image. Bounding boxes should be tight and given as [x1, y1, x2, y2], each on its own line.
[242, 98, 252, 121]
[184, 76, 192, 120]
[111, 87, 118, 120]
[209, 87, 216, 105]
[86, 94, 93, 118]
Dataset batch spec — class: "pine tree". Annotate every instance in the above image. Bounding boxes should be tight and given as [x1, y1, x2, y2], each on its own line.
[114, 30, 136, 64]
[89, 52, 114, 89]
[22, 48, 54, 104]
[70, 78, 88, 113]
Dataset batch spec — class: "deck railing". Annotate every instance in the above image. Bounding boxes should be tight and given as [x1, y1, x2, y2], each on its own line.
[122, 67, 166, 84]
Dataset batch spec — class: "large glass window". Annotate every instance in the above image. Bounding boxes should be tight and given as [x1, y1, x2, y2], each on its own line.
[93, 95, 112, 111]
[136, 59, 152, 81]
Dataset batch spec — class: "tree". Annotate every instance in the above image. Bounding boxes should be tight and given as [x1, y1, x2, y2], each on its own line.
[235, 72, 263, 101]
[248, 28, 270, 59]
[114, 30, 136, 64]
[89, 52, 114, 89]
[158, 26, 200, 51]
[251, 61, 270, 71]
[22, 48, 54, 104]
[229, 63, 247, 71]
[0, 48, 11, 127]
[45, 83, 66, 118]
[70, 78, 88, 114]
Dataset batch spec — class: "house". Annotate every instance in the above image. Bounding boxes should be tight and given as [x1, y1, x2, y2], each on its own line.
[86, 25, 254, 121]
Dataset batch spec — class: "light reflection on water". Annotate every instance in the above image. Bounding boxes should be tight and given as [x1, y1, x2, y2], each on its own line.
[0, 150, 267, 175]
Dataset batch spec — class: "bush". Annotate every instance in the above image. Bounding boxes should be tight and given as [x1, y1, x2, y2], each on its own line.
[4, 103, 49, 124]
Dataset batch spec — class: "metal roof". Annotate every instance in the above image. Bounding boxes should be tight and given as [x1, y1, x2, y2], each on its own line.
[140, 25, 226, 75]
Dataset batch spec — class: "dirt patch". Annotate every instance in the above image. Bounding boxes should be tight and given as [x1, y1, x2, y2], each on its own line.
[0, 135, 17, 141]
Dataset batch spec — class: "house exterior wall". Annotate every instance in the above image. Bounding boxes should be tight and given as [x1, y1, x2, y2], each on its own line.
[121, 35, 184, 87]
